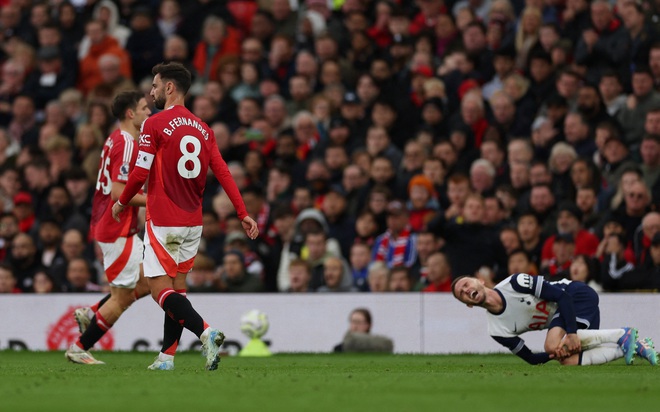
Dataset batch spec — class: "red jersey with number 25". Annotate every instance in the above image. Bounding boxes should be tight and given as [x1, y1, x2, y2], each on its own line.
[131, 105, 248, 227]
[90, 129, 140, 242]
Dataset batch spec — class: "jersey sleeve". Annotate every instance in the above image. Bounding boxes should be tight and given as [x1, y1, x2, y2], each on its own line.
[109, 135, 132, 183]
[492, 336, 552, 365]
[509, 273, 542, 296]
[208, 134, 248, 220]
[119, 119, 156, 206]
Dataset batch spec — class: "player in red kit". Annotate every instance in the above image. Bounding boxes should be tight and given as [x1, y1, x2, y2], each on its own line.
[113, 62, 259, 371]
[66, 91, 151, 364]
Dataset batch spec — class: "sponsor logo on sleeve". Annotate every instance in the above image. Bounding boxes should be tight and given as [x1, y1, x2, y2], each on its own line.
[139, 133, 151, 146]
[119, 162, 130, 179]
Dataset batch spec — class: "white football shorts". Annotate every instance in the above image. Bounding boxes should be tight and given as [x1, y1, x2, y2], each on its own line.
[98, 234, 144, 288]
[143, 220, 202, 278]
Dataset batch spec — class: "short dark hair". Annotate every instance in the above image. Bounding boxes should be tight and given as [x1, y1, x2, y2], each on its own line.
[350, 308, 372, 329]
[152, 62, 192, 95]
[111, 91, 144, 120]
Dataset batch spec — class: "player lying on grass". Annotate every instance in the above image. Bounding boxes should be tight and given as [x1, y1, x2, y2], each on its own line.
[452, 273, 659, 366]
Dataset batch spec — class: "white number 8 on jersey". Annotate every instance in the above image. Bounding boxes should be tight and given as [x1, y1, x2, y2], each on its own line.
[177, 135, 201, 179]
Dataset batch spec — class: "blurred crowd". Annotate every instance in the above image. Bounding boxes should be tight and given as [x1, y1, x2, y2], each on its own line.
[0, 0, 659, 295]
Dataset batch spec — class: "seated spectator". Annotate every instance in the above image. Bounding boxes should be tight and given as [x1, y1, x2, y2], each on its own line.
[219, 250, 263, 293]
[0, 263, 21, 293]
[367, 261, 389, 292]
[508, 248, 537, 276]
[428, 193, 508, 282]
[499, 227, 522, 256]
[192, 16, 241, 82]
[387, 266, 413, 292]
[224, 230, 264, 280]
[409, 231, 442, 286]
[372, 200, 418, 268]
[317, 256, 357, 292]
[32, 269, 59, 293]
[600, 233, 636, 291]
[63, 257, 101, 293]
[87, 54, 136, 104]
[622, 233, 660, 290]
[419, 252, 452, 292]
[569, 254, 603, 292]
[8, 232, 41, 292]
[349, 242, 371, 291]
[187, 252, 220, 293]
[407, 174, 439, 231]
[77, 19, 132, 95]
[333, 308, 394, 353]
[540, 201, 600, 268]
[540, 233, 575, 281]
[286, 258, 312, 293]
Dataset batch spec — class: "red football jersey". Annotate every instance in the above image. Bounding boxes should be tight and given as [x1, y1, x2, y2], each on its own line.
[90, 129, 140, 242]
[124, 105, 247, 227]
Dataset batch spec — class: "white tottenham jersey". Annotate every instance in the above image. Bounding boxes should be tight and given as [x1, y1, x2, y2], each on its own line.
[487, 274, 571, 338]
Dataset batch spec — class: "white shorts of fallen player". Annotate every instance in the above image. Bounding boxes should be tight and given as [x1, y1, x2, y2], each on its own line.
[98, 234, 144, 288]
[143, 221, 202, 278]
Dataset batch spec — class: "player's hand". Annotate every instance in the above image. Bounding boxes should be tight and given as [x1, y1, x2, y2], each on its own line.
[111, 201, 125, 222]
[241, 216, 259, 240]
[562, 333, 581, 355]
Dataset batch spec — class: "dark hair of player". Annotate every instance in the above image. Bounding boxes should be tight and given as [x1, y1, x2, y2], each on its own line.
[111, 91, 144, 121]
[152, 61, 192, 95]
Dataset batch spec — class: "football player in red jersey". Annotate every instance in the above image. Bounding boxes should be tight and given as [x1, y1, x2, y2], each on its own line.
[113, 62, 259, 370]
[66, 91, 151, 365]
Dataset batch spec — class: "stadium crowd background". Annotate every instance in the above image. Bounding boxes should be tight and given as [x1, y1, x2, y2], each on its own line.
[0, 0, 659, 295]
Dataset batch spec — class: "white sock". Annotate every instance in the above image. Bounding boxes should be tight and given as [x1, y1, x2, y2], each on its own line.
[200, 327, 211, 343]
[579, 345, 623, 365]
[577, 329, 625, 350]
[158, 352, 174, 361]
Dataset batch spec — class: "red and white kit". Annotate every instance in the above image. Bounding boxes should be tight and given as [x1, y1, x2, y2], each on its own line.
[91, 129, 143, 288]
[120, 105, 248, 277]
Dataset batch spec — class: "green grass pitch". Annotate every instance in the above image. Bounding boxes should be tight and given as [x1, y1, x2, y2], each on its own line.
[1, 351, 658, 412]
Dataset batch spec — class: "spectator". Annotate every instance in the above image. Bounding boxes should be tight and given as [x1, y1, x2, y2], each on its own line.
[12, 191, 35, 233]
[0, 212, 19, 261]
[569, 254, 602, 292]
[540, 233, 576, 280]
[87, 54, 136, 104]
[219, 250, 263, 293]
[32, 269, 58, 293]
[617, 67, 660, 149]
[77, 19, 132, 95]
[63, 257, 100, 293]
[333, 308, 393, 353]
[420, 252, 453, 292]
[508, 248, 537, 276]
[366, 261, 389, 292]
[125, 8, 164, 84]
[286, 258, 312, 293]
[372, 200, 417, 269]
[0, 59, 27, 126]
[540, 201, 600, 268]
[22, 47, 75, 111]
[317, 256, 357, 292]
[429, 193, 508, 281]
[8, 232, 41, 292]
[517, 211, 545, 268]
[600, 233, 636, 291]
[0, 263, 20, 293]
[349, 242, 372, 291]
[387, 266, 413, 292]
[321, 185, 355, 259]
